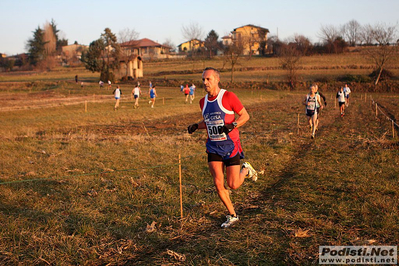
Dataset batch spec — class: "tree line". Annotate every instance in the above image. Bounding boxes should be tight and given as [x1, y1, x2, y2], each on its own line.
[1, 19, 397, 87]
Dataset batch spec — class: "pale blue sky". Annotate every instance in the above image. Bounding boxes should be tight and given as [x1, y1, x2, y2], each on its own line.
[1, 0, 398, 55]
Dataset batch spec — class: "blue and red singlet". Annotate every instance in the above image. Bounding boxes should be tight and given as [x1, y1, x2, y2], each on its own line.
[200, 89, 244, 160]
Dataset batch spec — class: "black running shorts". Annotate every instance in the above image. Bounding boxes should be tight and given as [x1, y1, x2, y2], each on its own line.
[208, 152, 241, 166]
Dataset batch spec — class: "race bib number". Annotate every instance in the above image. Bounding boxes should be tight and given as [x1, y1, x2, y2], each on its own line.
[206, 119, 227, 141]
[307, 100, 316, 111]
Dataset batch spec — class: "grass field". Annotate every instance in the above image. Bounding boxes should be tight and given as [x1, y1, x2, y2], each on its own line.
[0, 56, 398, 265]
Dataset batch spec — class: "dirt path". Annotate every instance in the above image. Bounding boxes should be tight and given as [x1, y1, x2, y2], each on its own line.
[0, 93, 122, 112]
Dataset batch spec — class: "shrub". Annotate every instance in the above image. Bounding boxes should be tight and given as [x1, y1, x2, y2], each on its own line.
[337, 74, 372, 83]
[369, 69, 394, 81]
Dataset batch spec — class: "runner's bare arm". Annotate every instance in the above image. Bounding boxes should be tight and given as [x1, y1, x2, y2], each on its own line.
[235, 107, 249, 128]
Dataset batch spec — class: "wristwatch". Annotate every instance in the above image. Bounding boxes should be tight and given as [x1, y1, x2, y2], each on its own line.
[232, 122, 238, 128]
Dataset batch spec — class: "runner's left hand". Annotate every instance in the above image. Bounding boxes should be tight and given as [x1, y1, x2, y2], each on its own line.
[221, 124, 235, 134]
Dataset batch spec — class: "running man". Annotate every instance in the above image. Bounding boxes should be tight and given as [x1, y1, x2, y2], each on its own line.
[337, 86, 346, 117]
[132, 85, 142, 109]
[315, 84, 327, 131]
[148, 85, 157, 108]
[343, 84, 351, 107]
[113, 85, 122, 110]
[187, 67, 258, 228]
[189, 83, 196, 104]
[183, 84, 190, 103]
[303, 84, 323, 139]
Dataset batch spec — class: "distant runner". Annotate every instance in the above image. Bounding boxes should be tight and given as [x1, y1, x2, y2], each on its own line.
[343, 84, 351, 107]
[315, 84, 327, 132]
[189, 83, 196, 104]
[337, 86, 346, 117]
[148, 85, 157, 108]
[113, 85, 122, 111]
[132, 85, 142, 109]
[303, 84, 323, 139]
[183, 84, 190, 103]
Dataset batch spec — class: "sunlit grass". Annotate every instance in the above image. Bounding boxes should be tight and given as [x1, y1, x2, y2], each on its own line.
[0, 57, 398, 265]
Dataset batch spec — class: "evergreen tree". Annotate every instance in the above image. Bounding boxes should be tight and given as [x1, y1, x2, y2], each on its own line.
[81, 38, 106, 73]
[81, 28, 120, 82]
[27, 26, 47, 66]
[50, 19, 68, 53]
[204, 30, 221, 58]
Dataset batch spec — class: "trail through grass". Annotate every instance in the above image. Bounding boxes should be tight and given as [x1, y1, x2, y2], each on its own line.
[0, 89, 398, 265]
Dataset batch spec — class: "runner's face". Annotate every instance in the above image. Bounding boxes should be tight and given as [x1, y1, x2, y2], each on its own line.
[310, 86, 316, 94]
[202, 70, 219, 94]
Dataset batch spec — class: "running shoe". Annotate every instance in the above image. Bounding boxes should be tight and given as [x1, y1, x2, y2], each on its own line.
[242, 162, 258, 181]
[311, 134, 315, 139]
[221, 215, 239, 228]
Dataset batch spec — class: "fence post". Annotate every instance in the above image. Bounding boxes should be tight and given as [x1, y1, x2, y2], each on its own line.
[179, 154, 183, 219]
[297, 113, 300, 135]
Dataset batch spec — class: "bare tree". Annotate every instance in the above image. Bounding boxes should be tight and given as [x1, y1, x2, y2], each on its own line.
[278, 41, 302, 90]
[292, 34, 313, 55]
[118, 28, 139, 44]
[342, 19, 361, 46]
[318, 24, 340, 43]
[223, 39, 245, 82]
[163, 38, 175, 53]
[359, 24, 374, 45]
[181, 21, 204, 41]
[118, 28, 139, 79]
[318, 24, 341, 53]
[363, 23, 398, 85]
[43, 21, 56, 56]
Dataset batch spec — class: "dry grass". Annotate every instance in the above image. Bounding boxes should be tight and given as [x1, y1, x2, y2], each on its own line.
[0, 58, 398, 265]
[0, 89, 398, 264]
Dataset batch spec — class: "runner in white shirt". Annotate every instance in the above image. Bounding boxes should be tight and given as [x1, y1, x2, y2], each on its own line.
[303, 85, 323, 139]
[132, 85, 142, 109]
[343, 84, 351, 107]
[113, 86, 122, 110]
[336, 87, 346, 117]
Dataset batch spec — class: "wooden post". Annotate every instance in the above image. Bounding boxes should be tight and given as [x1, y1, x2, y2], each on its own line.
[297, 113, 300, 135]
[85, 101, 87, 113]
[179, 154, 183, 219]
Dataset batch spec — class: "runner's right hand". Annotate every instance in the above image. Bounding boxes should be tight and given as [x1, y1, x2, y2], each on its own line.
[187, 123, 198, 134]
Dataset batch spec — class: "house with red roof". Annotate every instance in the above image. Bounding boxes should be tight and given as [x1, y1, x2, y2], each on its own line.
[120, 38, 171, 60]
